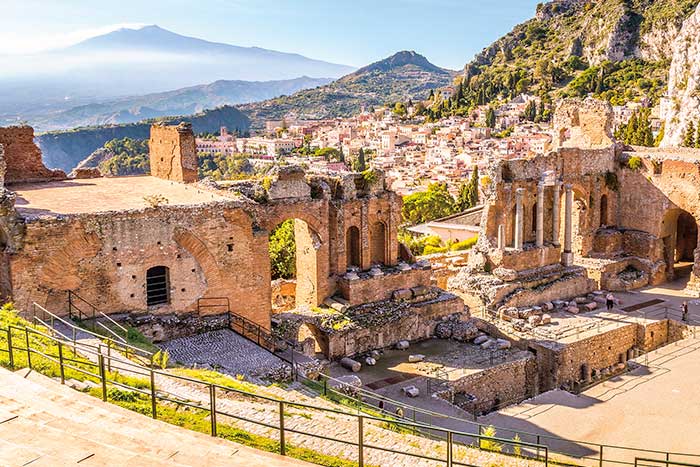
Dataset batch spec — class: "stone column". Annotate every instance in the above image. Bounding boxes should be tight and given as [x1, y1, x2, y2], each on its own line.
[497, 224, 505, 250]
[552, 181, 561, 247]
[536, 182, 545, 248]
[514, 188, 524, 250]
[562, 184, 574, 266]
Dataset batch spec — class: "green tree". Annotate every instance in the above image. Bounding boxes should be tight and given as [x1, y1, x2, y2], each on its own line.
[353, 148, 367, 172]
[401, 183, 456, 225]
[269, 220, 296, 280]
[696, 121, 700, 149]
[485, 108, 496, 128]
[314, 147, 343, 162]
[683, 121, 696, 148]
[523, 100, 537, 122]
[457, 166, 480, 211]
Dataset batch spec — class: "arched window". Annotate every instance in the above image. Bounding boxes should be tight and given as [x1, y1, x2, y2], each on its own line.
[600, 195, 608, 227]
[146, 266, 170, 306]
[346, 226, 361, 269]
[370, 221, 386, 265]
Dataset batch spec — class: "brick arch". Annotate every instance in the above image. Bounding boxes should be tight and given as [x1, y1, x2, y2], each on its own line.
[173, 229, 225, 294]
[370, 220, 387, 265]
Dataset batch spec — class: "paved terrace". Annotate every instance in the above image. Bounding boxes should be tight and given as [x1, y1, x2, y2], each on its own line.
[9, 176, 230, 217]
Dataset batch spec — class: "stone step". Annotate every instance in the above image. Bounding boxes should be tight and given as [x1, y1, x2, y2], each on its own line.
[0, 367, 313, 467]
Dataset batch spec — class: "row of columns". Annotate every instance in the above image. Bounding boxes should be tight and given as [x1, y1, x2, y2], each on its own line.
[502, 182, 574, 266]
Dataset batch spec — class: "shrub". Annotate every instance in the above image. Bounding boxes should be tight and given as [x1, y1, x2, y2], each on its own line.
[108, 387, 138, 403]
[604, 171, 619, 191]
[480, 425, 503, 452]
[512, 433, 522, 456]
[143, 194, 168, 207]
[153, 349, 170, 369]
[449, 236, 478, 251]
[423, 245, 448, 255]
[627, 156, 643, 170]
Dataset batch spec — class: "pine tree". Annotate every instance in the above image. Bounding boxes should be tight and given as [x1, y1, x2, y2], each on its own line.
[683, 121, 696, 148]
[696, 120, 700, 149]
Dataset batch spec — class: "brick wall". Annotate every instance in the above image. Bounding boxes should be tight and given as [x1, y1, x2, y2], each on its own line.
[149, 123, 198, 183]
[0, 126, 65, 184]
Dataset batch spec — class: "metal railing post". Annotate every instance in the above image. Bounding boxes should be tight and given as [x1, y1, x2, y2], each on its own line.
[25, 328, 31, 369]
[98, 354, 107, 401]
[447, 431, 453, 467]
[7, 328, 13, 369]
[599, 445, 604, 467]
[150, 368, 157, 419]
[358, 415, 364, 467]
[68, 291, 73, 320]
[58, 342, 65, 385]
[209, 384, 217, 437]
[107, 341, 112, 373]
[537, 434, 541, 459]
[279, 400, 286, 456]
[545, 447, 549, 466]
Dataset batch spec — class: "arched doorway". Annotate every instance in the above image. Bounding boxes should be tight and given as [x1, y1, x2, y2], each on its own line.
[346, 226, 361, 268]
[675, 212, 698, 276]
[600, 195, 608, 227]
[146, 266, 170, 306]
[370, 221, 386, 265]
[269, 219, 321, 311]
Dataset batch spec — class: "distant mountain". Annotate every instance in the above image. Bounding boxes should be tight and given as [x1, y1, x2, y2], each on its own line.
[22, 76, 333, 132]
[0, 25, 354, 116]
[36, 106, 250, 173]
[240, 51, 455, 127]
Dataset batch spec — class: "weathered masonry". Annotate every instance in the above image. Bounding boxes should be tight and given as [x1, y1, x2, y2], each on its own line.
[0, 123, 424, 331]
[451, 98, 700, 314]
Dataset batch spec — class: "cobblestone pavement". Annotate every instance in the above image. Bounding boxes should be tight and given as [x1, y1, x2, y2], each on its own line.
[160, 329, 288, 381]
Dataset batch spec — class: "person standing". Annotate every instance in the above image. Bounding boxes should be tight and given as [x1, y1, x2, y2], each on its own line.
[682, 301, 689, 322]
[606, 292, 615, 311]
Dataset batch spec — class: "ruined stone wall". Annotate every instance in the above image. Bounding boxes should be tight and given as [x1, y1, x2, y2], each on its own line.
[325, 295, 462, 358]
[9, 203, 273, 328]
[446, 353, 537, 414]
[149, 123, 198, 183]
[336, 267, 432, 306]
[0, 126, 65, 184]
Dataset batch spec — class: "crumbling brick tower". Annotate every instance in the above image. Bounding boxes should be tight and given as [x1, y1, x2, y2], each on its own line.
[149, 123, 198, 183]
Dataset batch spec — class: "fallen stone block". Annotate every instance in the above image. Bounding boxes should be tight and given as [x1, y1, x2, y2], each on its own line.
[435, 321, 453, 339]
[340, 357, 362, 373]
[584, 302, 598, 311]
[365, 357, 377, 366]
[528, 315, 542, 326]
[329, 375, 362, 391]
[402, 385, 420, 398]
[396, 340, 410, 350]
[566, 306, 580, 314]
[542, 302, 554, 311]
[541, 314, 552, 325]
[392, 288, 413, 301]
[496, 338, 511, 350]
[408, 354, 425, 363]
[481, 339, 496, 349]
[473, 335, 489, 345]
[411, 285, 431, 297]
[370, 350, 381, 360]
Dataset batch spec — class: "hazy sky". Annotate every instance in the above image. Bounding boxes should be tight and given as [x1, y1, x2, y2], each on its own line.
[1, 0, 541, 69]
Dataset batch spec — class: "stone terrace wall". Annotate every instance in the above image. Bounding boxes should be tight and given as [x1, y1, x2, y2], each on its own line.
[0, 126, 65, 184]
[444, 353, 537, 414]
[336, 267, 431, 305]
[326, 294, 462, 358]
[149, 123, 198, 183]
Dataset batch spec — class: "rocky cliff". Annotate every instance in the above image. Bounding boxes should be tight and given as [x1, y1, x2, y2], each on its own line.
[661, 3, 700, 147]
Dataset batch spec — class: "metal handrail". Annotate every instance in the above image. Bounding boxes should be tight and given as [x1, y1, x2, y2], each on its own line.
[96, 320, 127, 344]
[635, 458, 700, 467]
[2, 321, 550, 467]
[32, 303, 153, 360]
[7, 320, 700, 467]
[99, 311, 128, 334]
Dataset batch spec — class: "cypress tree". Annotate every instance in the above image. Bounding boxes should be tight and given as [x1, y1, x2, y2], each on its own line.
[696, 120, 700, 149]
[683, 121, 696, 148]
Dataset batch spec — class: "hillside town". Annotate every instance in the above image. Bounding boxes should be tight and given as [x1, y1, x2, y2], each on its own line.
[196, 93, 662, 196]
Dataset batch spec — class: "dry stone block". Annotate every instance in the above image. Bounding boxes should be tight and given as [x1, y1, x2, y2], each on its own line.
[473, 335, 489, 345]
[396, 340, 409, 350]
[340, 357, 361, 373]
[402, 385, 420, 398]
[452, 321, 479, 341]
[408, 354, 425, 363]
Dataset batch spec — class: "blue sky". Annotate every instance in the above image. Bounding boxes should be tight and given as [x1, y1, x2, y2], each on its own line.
[1, 0, 541, 69]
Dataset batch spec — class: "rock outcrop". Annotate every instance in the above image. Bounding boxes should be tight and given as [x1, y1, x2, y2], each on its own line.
[661, 3, 700, 148]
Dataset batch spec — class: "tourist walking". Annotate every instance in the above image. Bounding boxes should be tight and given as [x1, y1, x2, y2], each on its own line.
[606, 293, 615, 311]
[682, 301, 689, 322]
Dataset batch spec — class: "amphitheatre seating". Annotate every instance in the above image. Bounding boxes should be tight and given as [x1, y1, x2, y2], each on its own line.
[0, 367, 312, 467]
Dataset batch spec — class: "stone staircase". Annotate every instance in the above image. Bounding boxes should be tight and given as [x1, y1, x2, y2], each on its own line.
[0, 367, 313, 467]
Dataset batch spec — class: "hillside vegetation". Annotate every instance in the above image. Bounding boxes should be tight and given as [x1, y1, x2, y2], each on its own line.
[36, 106, 250, 173]
[435, 0, 697, 116]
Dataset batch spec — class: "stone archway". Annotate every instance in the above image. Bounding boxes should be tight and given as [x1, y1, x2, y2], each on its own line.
[346, 226, 361, 268]
[370, 221, 387, 265]
[675, 211, 698, 277]
[268, 218, 322, 311]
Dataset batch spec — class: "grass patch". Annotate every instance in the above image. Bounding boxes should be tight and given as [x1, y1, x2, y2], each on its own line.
[170, 367, 262, 395]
